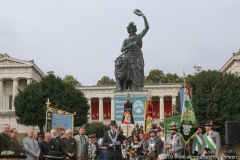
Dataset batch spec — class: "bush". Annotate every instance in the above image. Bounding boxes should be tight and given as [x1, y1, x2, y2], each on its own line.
[84, 122, 108, 137]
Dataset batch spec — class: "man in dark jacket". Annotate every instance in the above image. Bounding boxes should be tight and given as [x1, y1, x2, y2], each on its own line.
[61, 129, 77, 160]
[103, 120, 124, 160]
[84, 134, 99, 160]
[0, 124, 14, 153]
[40, 133, 56, 160]
[10, 128, 24, 154]
[50, 129, 61, 152]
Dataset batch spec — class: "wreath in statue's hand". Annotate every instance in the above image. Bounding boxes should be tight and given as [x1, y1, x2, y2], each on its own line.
[134, 9, 144, 17]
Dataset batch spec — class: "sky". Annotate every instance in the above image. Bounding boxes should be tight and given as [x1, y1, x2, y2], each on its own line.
[1, 1, 240, 86]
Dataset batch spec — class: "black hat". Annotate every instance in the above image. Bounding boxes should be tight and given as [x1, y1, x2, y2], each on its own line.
[149, 129, 156, 134]
[197, 125, 203, 129]
[44, 151, 64, 159]
[169, 125, 178, 130]
[122, 135, 127, 140]
[109, 120, 117, 126]
[0, 149, 27, 159]
[151, 124, 157, 130]
[88, 134, 96, 138]
[205, 120, 213, 126]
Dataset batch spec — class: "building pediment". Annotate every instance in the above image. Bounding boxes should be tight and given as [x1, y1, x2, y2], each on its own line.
[0, 57, 33, 67]
[0, 54, 46, 79]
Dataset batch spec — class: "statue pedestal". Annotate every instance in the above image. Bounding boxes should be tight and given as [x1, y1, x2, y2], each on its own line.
[114, 90, 148, 129]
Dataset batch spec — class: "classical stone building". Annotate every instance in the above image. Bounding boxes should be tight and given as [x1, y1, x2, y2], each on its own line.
[219, 52, 240, 75]
[77, 84, 181, 125]
[0, 54, 45, 132]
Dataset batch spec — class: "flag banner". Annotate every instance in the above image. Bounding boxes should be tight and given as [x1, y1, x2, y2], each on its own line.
[164, 116, 181, 140]
[179, 88, 184, 111]
[144, 99, 154, 134]
[179, 87, 198, 144]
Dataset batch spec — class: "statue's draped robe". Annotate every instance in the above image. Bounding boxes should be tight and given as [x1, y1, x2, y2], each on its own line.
[122, 34, 144, 91]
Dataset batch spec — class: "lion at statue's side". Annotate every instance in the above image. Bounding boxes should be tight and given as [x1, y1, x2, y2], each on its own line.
[115, 56, 127, 91]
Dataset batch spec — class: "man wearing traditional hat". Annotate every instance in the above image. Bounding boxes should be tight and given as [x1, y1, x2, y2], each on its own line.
[84, 134, 99, 160]
[121, 135, 130, 160]
[191, 125, 205, 156]
[202, 120, 221, 156]
[164, 125, 184, 158]
[103, 120, 124, 160]
[144, 128, 162, 160]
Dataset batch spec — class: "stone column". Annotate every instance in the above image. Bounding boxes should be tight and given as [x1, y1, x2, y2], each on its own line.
[27, 78, 32, 85]
[159, 96, 164, 122]
[0, 79, 3, 110]
[171, 96, 176, 114]
[111, 97, 114, 120]
[99, 97, 103, 121]
[87, 98, 92, 122]
[12, 78, 19, 110]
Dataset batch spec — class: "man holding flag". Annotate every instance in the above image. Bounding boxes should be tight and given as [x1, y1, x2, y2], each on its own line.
[202, 120, 221, 156]
[191, 125, 204, 156]
[179, 73, 198, 156]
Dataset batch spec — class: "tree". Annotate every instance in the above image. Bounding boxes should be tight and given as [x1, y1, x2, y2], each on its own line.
[145, 69, 183, 84]
[84, 122, 108, 137]
[0, 53, 3, 57]
[145, 69, 165, 84]
[186, 70, 240, 143]
[14, 74, 89, 133]
[63, 75, 81, 87]
[97, 76, 116, 85]
[164, 73, 183, 83]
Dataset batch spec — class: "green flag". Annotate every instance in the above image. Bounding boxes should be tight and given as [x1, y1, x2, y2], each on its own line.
[179, 87, 198, 144]
[164, 116, 181, 153]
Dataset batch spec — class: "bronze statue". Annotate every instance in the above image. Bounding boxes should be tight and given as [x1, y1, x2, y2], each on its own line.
[115, 9, 149, 91]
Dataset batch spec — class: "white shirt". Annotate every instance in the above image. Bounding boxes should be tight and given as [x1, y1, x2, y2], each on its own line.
[195, 134, 202, 151]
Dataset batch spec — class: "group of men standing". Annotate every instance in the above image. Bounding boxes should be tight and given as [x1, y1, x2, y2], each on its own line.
[164, 120, 221, 159]
[0, 119, 221, 160]
[0, 124, 62, 160]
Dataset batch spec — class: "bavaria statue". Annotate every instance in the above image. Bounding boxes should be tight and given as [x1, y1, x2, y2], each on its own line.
[115, 9, 149, 91]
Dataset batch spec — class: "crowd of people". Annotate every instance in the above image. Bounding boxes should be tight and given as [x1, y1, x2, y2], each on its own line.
[0, 119, 221, 160]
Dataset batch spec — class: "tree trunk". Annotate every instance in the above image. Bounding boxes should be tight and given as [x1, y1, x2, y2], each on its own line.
[39, 126, 44, 134]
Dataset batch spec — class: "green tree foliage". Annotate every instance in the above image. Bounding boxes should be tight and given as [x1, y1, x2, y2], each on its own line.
[63, 75, 81, 87]
[97, 76, 116, 85]
[145, 69, 165, 84]
[84, 122, 108, 137]
[186, 70, 240, 143]
[145, 69, 183, 84]
[0, 53, 3, 57]
[164, 73, 183, 83]
[14, 74, 89, 133]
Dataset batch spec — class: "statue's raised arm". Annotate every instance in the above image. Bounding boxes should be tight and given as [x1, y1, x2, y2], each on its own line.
[134, 9, 149, 37]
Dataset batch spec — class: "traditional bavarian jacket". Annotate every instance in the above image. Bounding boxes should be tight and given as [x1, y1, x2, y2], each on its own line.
[130, 142, 143, 156]
[84, 141, 99, 160]
[164, 134, 184, 156]
[145, 137, 162, 156]
[202, 131, 221, 155]
[121, 143, 130, 158]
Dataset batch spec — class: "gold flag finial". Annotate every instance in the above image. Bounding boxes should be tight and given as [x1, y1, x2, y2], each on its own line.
[183, 69, 187, 88]
[46, 99, 51, 112]
[127, 88, 130, 101]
